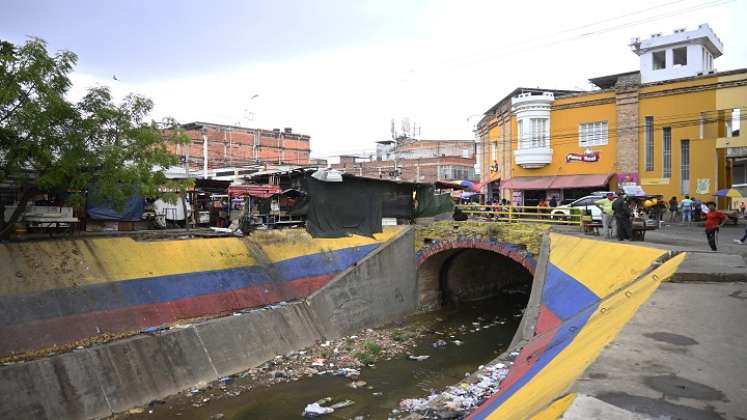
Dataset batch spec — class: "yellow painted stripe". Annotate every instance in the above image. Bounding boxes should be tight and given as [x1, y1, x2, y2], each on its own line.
[0, 237, 257, 295]
[486, 252, 686, 420]
[0, 227, 402, 295]
[254, 226, 401, 263]
[530, 393, 576, 420]
[548, 233, 667, 298]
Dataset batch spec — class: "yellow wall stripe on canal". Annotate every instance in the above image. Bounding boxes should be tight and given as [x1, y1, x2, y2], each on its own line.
[0, 227, 401, 295]
[547, 234, 668, 297]
[483, 234, 686, 420]
[530, 393, 577, 420]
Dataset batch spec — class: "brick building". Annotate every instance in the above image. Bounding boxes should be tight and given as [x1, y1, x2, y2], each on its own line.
[167, 122, 311, 171]
[331, 138, 476, 183]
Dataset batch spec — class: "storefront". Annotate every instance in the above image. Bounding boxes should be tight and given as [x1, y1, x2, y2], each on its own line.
[501, 173, 613, 206]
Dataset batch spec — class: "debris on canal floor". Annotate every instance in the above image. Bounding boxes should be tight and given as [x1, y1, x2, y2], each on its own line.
[398, 361, 512, 418]
[113, 291, 528, 419]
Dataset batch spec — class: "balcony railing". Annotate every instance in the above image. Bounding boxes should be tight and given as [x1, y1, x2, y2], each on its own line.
[514, 147, 553, 168]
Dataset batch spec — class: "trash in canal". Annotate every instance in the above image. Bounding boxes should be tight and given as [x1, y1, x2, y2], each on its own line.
[452, 340, 464, 346]
[408, 355, 430, 361]
[348, 380, 367, 388]
[302, 396, 353, 417]
[432, 339, 448, 348]
[302, 402, 334, 417]
[329, 400, 354, 409]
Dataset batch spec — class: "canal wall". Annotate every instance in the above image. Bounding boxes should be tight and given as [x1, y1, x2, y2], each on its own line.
[414, 222, 545, 310]
[467, 233, 687, 420]
[0, 228, 400, 359]
[0, 227, 416, 420]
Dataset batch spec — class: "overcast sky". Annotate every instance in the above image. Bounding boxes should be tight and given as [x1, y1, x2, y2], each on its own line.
[2, 0, 746, 158]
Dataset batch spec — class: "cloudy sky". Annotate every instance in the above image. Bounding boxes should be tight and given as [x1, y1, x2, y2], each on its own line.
[2, 0, 746, 158]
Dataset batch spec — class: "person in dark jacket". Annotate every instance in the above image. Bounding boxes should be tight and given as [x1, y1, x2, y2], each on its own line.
[453, 206, 468, 221]
[612, 192, 633, 241]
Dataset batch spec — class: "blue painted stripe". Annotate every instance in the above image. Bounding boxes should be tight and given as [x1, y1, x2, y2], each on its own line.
[470, 304, 598, 419]
[0, 244, 379, 325]
[273, 244, 378, 280]
[542, 263, 600, 321]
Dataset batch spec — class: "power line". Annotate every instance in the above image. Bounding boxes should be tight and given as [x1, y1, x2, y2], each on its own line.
[437, 0, 734, 71]
[479, 107, 747, 148]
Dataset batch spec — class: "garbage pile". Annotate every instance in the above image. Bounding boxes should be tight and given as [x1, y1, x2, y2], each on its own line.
[398, 362, 511, 418]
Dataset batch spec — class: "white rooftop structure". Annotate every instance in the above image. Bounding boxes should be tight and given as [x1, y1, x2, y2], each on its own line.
[630, 24, 723, 84]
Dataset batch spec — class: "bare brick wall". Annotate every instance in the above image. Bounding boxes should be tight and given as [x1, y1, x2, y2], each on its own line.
[615, 75, 641, 177]
[165, 123, 311, 168]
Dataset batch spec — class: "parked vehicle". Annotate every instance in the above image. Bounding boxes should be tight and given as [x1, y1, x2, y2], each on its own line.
[551, 194, 610, 221]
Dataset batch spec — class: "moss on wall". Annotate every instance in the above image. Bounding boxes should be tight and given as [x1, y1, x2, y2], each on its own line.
[415, 221, 549, 255]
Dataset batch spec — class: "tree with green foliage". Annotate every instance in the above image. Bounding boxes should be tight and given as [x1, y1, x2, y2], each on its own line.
[0, 38, 191, 238]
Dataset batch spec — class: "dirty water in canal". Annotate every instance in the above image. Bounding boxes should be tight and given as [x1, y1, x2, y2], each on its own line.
[122, 286, 529, 420]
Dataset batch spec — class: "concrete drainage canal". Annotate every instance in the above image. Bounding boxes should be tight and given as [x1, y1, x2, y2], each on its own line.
[120, 248, 534, 420]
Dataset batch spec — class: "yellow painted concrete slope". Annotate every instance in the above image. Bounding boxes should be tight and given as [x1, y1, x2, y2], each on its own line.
[485, 234, 686, 419]
[0, 227, 402, 295]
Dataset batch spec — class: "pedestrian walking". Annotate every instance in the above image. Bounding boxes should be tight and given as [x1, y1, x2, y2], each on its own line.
[693, 197, 703, 221]
[668, 196, 679, 222]
[612, 192, 633, 241]
[680, 195, 693, 225]
[739, 201, 746, 217]
[595, 193, 616, 239]
[734, 224, 747, 245]
[549, 196, 558, 208]
[703, 202, 726, 251]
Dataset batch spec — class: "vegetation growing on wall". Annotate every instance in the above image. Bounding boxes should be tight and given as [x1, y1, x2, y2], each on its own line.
[415, 221, 548, 255]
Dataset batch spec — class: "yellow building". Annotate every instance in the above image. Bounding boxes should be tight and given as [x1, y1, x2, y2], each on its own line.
[478, 24, 747, 206]
[715, 73, 747, 209]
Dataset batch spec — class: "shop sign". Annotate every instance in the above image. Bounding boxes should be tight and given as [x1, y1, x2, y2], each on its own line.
[566, 150, 599, 163]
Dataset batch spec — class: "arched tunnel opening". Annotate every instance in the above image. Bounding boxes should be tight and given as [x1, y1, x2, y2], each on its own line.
[417, 248, 534, 312]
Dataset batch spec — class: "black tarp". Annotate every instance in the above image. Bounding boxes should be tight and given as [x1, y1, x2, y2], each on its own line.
[415, 185, 454, 217]
[303, 176, 414, 238]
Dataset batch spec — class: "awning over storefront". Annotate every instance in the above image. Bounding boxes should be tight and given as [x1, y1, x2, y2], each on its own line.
[550, 173, 613, 189]
[501, 173, 613, 190]
[500, 176, 555, 190]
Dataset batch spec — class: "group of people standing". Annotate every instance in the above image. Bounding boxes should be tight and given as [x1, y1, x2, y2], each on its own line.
[666, 195, 716, 224]
[597, 192, 732, 251]
[594, 192, 634, 241]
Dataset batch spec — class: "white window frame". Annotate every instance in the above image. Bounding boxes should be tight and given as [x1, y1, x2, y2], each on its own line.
[672, 46, 687, 67]
[652, 50, 666, 70]
[578, 121, 609, 147]
[662, 127, 672, 178]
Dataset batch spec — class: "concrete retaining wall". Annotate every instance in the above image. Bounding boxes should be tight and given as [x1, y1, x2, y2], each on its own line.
[0, 229, 399, 358]
[307, 227, 417, 338]
[468, 233, 686, 419]
[0, 227, 416, 420]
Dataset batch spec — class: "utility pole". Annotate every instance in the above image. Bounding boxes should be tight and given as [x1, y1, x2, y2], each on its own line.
[183, 133, 191, 233]
[202, 127, 209, 178]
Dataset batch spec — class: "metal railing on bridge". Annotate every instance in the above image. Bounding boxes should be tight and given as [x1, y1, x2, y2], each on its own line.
[457, 204, 585, 226]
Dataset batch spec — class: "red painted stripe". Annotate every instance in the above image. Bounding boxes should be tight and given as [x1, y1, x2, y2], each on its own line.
[0, 274, 333, 356]
[534, 304, 562, 336]
[469, 312, 559, 420]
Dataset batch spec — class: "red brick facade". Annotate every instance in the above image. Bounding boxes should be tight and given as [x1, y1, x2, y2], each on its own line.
[166, 122, 311, 170]
[331, 156, 476, 183]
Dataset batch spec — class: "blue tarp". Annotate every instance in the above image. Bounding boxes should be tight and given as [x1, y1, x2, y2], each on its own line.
[86, 187, 145, 221]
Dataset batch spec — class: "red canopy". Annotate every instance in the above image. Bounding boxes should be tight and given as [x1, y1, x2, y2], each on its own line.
[549, 173, 613, 189]
[501, 174, 612, 190]
[228, 184, 282, 198]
